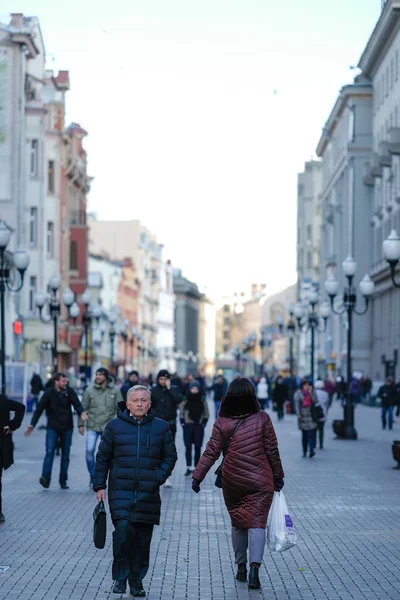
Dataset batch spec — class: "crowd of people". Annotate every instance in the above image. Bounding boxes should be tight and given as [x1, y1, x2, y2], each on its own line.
[1, 365, 399, 596]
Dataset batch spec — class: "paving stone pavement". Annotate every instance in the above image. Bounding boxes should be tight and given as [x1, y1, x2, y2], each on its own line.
[0, 399, 399, 600]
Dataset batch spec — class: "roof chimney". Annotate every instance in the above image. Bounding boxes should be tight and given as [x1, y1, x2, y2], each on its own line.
[10, 13, 24, 28]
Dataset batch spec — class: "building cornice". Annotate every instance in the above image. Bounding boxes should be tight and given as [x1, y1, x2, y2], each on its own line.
[316, 83, 372, 157]
[358, 1, 400, 77]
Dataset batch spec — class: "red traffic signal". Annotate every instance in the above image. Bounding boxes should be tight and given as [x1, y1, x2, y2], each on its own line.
[13, 321, 22, 335]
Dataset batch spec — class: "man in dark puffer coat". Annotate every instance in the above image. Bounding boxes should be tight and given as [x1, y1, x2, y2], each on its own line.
[93, 385, 177, 597]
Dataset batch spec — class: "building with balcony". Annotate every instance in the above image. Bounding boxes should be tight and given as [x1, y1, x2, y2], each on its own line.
[173, 270, 203, 376]
[156, 259, 176, 374]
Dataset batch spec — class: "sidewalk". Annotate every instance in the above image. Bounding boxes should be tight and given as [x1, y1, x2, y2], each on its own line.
[0, 401, 399, 600]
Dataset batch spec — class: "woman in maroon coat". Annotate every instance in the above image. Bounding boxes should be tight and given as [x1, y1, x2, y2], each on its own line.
[192, 378, 284, 590]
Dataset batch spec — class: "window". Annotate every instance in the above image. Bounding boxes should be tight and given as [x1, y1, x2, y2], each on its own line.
[396, 50, 399, 83]
[29, 207, 37, 245]
[307, 251, 313, 270]
[391, 58, 394, 89]
[223, 304, 230, 313]
[306, 225, 312, 241]
[69, 240, 78, 270]
[46, 222, 54, 257]
[48, 160, 55, 193]
[30, 140, 39, 176]
[29, 276, 37, 314]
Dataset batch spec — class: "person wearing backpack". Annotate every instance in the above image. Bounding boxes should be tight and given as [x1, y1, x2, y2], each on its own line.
[294, 379, 318, 458]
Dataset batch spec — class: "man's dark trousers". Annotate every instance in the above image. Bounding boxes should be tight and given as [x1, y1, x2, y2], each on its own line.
[112, 519, 154, 587]
[42, 428, 73, 484]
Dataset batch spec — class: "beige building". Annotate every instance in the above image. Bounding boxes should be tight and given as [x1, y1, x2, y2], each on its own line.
[261, 284, 297, 374]
[198, 295, 216, 375]
[88, 219, 161, 375]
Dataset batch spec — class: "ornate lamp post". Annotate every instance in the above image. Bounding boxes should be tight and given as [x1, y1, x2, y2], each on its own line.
[0, 221, 29, 394]
[325, 256, 375, 439]
[119, 319, 129, 368]
[129, 326, 137, 368]
[35, 274, 79, 373]
[383, 229, 400, 287]
[294, 290, 330, 383]
[81, 289, 102, 381]
[108, 310, 118, 368]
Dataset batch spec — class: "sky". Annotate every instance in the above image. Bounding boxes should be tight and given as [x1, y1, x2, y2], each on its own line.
[2, 1, 382, 301]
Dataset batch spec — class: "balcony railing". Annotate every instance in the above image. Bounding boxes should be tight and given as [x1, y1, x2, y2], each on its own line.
[69, 210, 87, 226]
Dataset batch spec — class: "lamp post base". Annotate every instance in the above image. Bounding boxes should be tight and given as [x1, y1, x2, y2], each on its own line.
[343, 404, 358, 440]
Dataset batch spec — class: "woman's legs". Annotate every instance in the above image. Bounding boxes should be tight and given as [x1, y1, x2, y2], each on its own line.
[301, 430, 308, 456]
[193, 423, 205, 467]
[248, 528, 266, 565]
[231, 527, 248, 565]
[317, 422, 325, 449]
[183, 424, 194, 467]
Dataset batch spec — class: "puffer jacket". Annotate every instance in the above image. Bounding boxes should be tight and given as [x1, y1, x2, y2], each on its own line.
[93, 404, 177, 525]
[78, 379, 123, 432]
[151, 385, 182, 424]
[193, 394, 284, 529]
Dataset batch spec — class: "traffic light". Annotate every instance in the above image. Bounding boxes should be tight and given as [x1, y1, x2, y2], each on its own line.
[13, 320, 22, 335]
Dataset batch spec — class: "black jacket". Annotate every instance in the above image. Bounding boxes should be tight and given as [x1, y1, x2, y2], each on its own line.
[93, 405, 177, 525]
[378, 384, 397, 408]
[30, 374, 43, 395]
[151, 385, 182, 424]
[30, 386, 84, 432]
[273, 382, 288, 405]
[0, 395, 25, 470]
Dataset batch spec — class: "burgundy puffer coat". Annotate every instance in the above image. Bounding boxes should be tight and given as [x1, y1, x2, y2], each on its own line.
[193, 394, 284, 529]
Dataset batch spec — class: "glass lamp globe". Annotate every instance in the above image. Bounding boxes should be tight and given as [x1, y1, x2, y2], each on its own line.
[69, 302, 80, 319]
[294, 304, 304, 319]
[325, 275, 339, 297]
[383, 230, 400, 262]
[342, 256, 358, 278]
[359, 274, 375, 297]
[49, 273, 61, 291]
[13, 249, 30, 272]
[35, 292, 47, 308]
[320, 302, 330, 319]
[62, 287, 74, 307]
[0, 221, 11, 249]
[81, 289, 91, 305]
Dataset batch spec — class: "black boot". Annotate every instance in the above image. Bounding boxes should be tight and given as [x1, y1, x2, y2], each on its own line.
[112, 580, 126, 594]
[248, 565, 261, 589]
[39, 476, 50, 489]
[130, 585, 146, 597]
[0, 512, 5, 524]
[235, 563, 247, 582]
[184, 468, 191, 476]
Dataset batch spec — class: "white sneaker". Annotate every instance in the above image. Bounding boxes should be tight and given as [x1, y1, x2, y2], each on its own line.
[164, 478, 172, 488]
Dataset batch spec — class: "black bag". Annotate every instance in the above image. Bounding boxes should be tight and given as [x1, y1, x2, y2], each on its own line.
[311, 403, 324, 422]
[93, 501, 107, 549]
[214, 418, 243, 488]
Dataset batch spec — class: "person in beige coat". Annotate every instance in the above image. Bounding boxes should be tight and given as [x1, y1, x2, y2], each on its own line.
[180, 380, 209, 476]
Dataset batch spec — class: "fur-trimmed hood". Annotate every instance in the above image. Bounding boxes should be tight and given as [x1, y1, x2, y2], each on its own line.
[218, 393, 260, 418]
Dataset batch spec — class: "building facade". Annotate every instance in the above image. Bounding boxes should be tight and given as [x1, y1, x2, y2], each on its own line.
[173, 269, 202, 377]
[156, 259, 176, 373]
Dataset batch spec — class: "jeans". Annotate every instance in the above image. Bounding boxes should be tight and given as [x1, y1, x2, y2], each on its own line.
[231, 527, 266, 565]
[42, 428, 73, 484]
[382, 405, 394, 429]
[112, 519, 154, 586]
[183, 423, 205, 467]
[317, 421, 325, 449]
[214, 400, 221, 419]
[258, 398, 269, 410]
[0, 467, 3, 513]
[86, 430, 102, 478]
[302, 429, 316, 456]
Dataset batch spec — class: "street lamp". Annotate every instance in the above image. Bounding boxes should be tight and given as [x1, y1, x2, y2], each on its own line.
[81, 290, 101, 381]
[129, 326, 137, 367]
[0, 221, 29, 394]
[108, 310, 118, 368]
[35, 274, 78, 373]
[325, 257, 375, 439]
[294, 291, 330, 382]
[383, 229, 400, 287]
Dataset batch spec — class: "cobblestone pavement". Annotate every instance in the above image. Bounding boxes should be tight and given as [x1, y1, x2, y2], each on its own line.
[0, 399, 399, 600]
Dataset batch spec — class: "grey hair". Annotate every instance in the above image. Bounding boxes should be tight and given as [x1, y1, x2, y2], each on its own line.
[127, 385, 151, 401]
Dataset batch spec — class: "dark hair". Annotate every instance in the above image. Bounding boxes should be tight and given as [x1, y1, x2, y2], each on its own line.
[129, 371, 139, 378]
[53, 372, 66, 382]
[300, 378, 311, 389]
[226, 377, 256, 397]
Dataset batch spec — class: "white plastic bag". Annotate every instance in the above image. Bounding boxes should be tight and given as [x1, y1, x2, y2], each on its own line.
[267, 491, 297, 553]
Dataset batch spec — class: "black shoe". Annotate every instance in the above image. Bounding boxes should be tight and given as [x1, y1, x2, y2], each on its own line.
[112, 580, 127, 594]
[248, 565, 261, 589]
[130, 586, 146, 597]
[0, 512, 5, 524]
[309, 451, 316, 458]
[184, 468, 192, 476]
[39, 476, 50, 489]
[60, 483, 69, 490]
[236, 563, 247, 582]
[55, 448, 61, 456]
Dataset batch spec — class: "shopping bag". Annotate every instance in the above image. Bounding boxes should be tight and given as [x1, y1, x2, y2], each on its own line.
[267, 491, 297, 553]
[93, 501, 107, 549]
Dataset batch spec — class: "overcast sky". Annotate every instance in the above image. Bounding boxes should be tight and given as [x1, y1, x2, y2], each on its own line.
[3, 1, 381, 301]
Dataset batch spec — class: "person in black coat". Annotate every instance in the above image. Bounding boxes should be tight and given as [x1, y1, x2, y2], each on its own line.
[150, 369, 182, 442]
[120, 371, 140, 401]
[30, 372, 43, 411]
[24, 372, 88, 489]
[273, 376, 288, 420]
[0, 394, 25, 523]
[93, 384, 177, 597]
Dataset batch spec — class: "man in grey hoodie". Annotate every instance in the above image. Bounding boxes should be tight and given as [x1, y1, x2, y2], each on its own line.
[78, 368, 123, 486]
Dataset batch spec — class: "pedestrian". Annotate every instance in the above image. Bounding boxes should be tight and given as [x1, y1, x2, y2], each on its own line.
[395, 379, 400, 418]
[323, 377, 335, 407]
[24, 372, 88, 489]
[78, 368, 123, 487]
[256, 376, 269, 410]
[120, 371, 140, 401]
[0, 394, 25, 523]
[272, 376, 288, 420]
[211, 374, 228, 419]
[30, 372, 43, 411]
[314, 380, 329, 450]
[294, 379, 318, 458]
[378, 376, 397, 430]
[191, 377, 284, 590]
[93, 385, 177, 597]
[151, 369, 182, 487]
[180, 380, 209, 476]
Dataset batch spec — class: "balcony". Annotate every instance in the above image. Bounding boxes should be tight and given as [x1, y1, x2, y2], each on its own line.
[69, 210, 87, 226]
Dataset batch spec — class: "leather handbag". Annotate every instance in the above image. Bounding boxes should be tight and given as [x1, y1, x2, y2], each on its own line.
[214, 418, 243, 488]
[93, 500, 107, 549]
